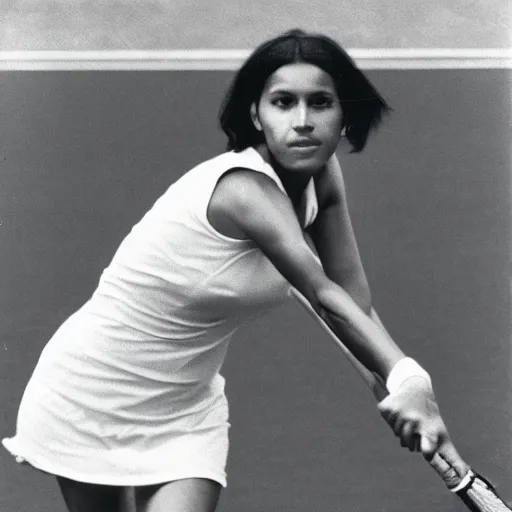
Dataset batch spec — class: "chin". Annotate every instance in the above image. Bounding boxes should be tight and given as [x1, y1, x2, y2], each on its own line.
[285, 157, 326, 174]
[267, 146, 330, 174]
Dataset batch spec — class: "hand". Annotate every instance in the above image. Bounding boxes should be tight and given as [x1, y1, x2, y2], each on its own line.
[377, 376, 448, 457]
[425, 440, 471, 490]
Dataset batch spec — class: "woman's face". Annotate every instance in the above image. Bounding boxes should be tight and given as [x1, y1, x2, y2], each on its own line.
[252, 62, 343, 174]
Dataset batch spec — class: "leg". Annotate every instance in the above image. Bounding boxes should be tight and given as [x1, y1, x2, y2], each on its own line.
[56, 476, 129, 512]
[135, 478, 222, 512]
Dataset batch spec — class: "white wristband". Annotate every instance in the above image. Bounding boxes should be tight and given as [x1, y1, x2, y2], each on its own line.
[386, 357, 432, 394]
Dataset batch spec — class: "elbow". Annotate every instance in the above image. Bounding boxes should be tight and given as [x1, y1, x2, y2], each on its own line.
[307, 273, 372, 321]
[313, 281, 357, 320]
[313, 283, 362, 338]
[333, 275, 372, 316]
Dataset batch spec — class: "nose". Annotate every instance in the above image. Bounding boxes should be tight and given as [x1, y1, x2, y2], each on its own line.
[292, 102, 313, 132]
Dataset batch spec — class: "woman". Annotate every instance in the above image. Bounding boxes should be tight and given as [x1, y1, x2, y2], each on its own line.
[2, 29, 466, 512]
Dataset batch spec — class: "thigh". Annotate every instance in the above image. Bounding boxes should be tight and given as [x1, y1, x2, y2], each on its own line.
[56, 476, 129, 512]
[135, 478, 222, 512]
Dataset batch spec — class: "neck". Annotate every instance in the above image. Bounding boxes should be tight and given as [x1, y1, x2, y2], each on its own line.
[254, 144, 311, 206]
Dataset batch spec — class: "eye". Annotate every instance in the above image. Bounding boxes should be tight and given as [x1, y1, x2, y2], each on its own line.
[309, 95, 334, 109]
[271, 96, 295, 109]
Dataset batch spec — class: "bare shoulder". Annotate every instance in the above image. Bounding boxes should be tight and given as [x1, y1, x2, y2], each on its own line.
[208, 167, 292, 239]
[210, 167, 290, 218]
[211, 167, 329, 300]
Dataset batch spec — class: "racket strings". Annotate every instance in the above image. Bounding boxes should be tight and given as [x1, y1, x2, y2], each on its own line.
[457, 472, 512, 512]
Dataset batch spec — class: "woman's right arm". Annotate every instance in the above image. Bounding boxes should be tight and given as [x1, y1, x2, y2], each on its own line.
[212, 168, 457, 460]
[214, 168, 404, 379]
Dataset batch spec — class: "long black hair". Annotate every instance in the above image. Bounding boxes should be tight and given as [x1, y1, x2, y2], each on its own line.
[219, 29, 390, 153]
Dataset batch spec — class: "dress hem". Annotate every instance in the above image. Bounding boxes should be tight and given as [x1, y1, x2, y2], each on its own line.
[1, 437, 227, 488]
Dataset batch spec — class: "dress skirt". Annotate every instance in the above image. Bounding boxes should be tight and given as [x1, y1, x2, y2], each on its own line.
[2, 307, 231, 487]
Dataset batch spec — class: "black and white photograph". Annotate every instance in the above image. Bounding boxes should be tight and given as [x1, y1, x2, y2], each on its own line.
[1, 2, 511, 511]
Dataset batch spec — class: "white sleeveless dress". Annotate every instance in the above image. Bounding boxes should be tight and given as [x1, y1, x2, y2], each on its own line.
[2, 147, 319, 487]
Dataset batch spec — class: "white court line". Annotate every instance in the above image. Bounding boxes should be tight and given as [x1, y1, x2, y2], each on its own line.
[0, 48, 511, 70]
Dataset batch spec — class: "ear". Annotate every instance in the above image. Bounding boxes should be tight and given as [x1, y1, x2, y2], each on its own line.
[250, 102, 262, 131]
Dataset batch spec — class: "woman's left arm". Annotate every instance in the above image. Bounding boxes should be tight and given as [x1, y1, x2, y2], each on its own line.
[308, 157, 467, 463]
[310, 153, 381, 325]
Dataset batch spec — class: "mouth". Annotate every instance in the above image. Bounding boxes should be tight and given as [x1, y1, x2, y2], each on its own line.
[288, 139, 321, 148]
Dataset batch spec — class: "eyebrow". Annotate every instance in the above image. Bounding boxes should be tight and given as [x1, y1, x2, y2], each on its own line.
[267, 88, 335, 96]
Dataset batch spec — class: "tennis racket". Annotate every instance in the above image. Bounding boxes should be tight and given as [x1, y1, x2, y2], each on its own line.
[289, 287, 511, 511]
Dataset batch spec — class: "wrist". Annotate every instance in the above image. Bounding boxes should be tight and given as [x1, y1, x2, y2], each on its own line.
[386, 357, 432, 394]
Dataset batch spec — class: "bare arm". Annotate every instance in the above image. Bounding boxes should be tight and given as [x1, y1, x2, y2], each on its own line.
[214, 168, 404, 381]
[305, 156, 455, 456]
[213, 166, 452, 457]
[309, 154, 395, 340]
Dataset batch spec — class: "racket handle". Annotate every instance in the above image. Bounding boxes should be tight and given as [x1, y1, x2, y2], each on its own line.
[426, 444, 472, 492]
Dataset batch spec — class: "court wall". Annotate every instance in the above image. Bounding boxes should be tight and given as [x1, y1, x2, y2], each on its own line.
[0, 67, 510, 511]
